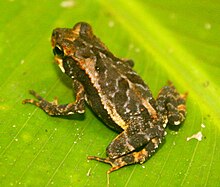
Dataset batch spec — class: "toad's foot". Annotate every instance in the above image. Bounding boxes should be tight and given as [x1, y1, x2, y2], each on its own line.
[88, 137, 161, 173]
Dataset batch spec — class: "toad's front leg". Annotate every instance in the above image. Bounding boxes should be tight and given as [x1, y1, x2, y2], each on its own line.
[88, 137, 162, 173]
[22, 80, 85, 116]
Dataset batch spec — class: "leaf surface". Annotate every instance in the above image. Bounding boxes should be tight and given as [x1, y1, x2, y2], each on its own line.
[1, 0, 220, 186]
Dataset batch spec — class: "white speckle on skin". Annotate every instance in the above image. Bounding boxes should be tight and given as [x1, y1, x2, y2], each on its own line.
[187, 131, 203, 141]
[99, 52, 106, 59]
[204, 22, 212, 30]
[174, 121, 181, 125]
[144, 134, 151, 141]
[60, 0, 75, 8]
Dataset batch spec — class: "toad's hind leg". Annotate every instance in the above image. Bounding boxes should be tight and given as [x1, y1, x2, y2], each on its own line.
[105, 125, 165, 159]
[88, 137, 161, 173]
[157, 82, 187, 126]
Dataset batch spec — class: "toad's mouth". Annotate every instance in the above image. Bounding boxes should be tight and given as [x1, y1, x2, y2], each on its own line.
[54, 56, 65, 73]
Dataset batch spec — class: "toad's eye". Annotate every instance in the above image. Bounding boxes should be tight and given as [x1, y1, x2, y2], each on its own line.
[53, 45, 64, 57]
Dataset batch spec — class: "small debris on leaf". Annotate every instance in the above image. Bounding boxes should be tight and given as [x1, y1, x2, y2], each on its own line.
[187, 131, 203, 141]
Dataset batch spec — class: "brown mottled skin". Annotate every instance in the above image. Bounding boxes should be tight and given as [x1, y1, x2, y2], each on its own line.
[23, 22, 187, 173]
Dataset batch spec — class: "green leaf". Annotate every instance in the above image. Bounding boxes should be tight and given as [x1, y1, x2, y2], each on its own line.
[1, 0, 220, 186]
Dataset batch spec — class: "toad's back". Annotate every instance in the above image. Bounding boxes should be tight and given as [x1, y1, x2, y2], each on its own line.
[75, 47, 157, 131]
